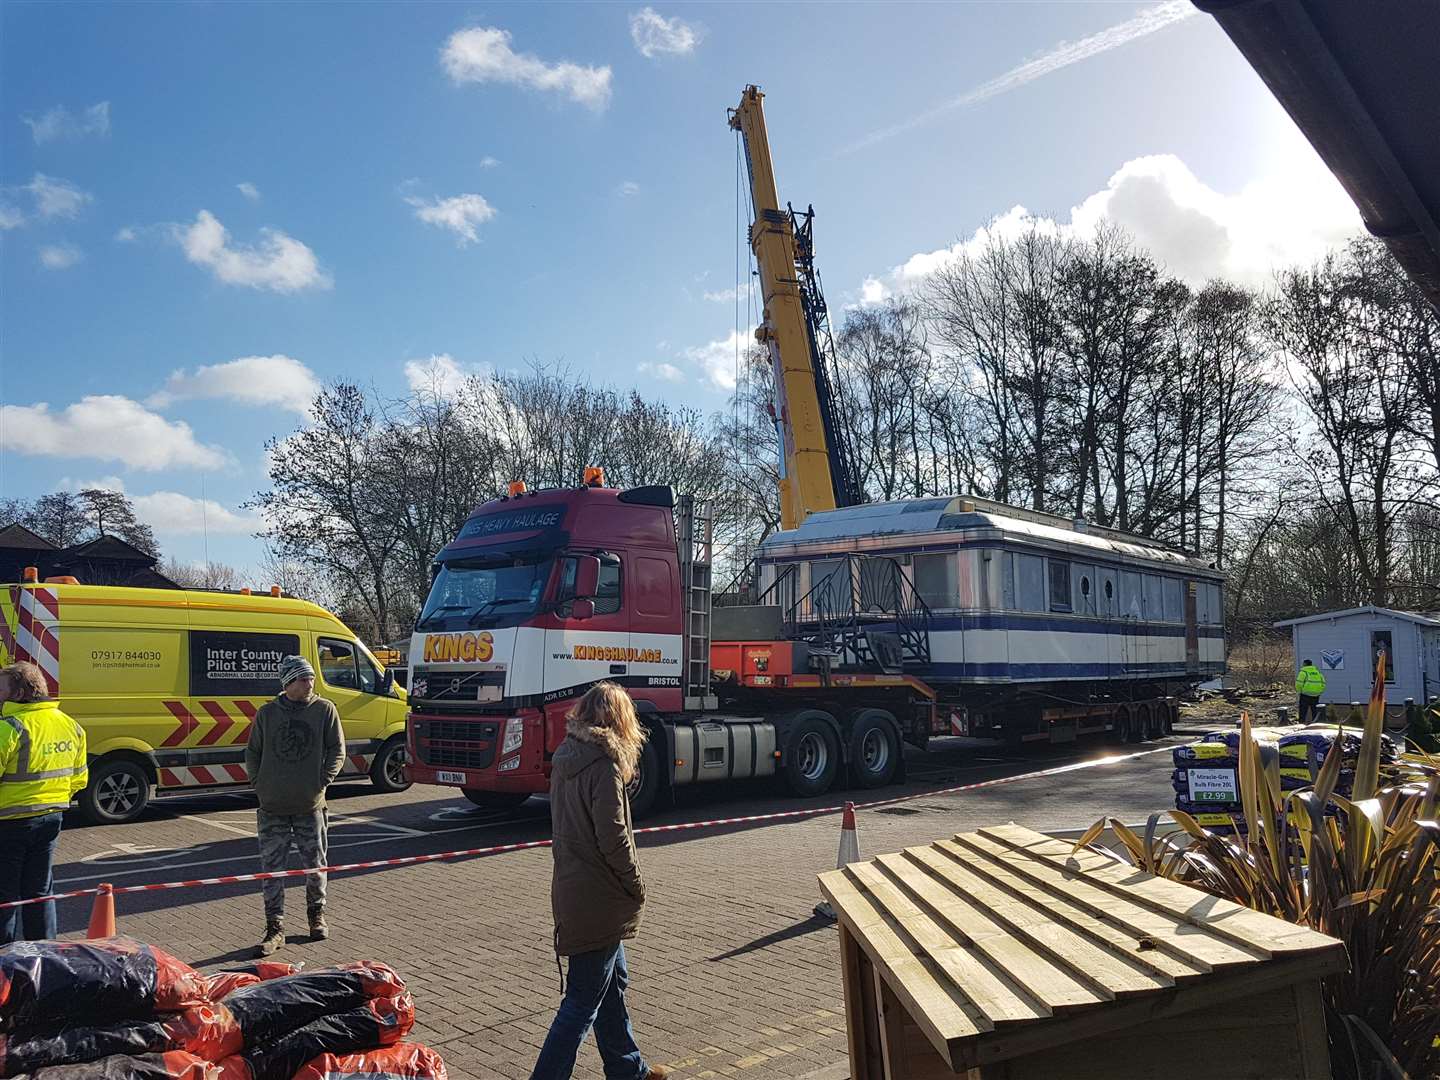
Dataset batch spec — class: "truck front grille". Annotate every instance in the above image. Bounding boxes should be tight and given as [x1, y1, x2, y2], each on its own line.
[414, 718, 499, 770]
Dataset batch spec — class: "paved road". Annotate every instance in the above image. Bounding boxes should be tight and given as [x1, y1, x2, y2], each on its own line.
[47, 730, 1206, 1079]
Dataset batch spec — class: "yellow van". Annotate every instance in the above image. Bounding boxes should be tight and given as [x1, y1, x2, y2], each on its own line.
[0, 576, 409, 824]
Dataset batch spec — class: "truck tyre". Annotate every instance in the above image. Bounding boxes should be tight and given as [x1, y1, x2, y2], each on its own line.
[369, 736, 412, 793]
[848, 709, 900, 789]
[783, 713, 840, 797]
[80, 757, 152, 825]
[461, 789, 530, 811]
[1134, 702, 1154, 743]
[1111, 705, 1132, 745]
[626, 736, 662, 819]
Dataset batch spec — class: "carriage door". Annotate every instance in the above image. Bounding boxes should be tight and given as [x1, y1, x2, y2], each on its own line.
[1184, 581, 1200, 676]
[1097, 567, 1118, 675]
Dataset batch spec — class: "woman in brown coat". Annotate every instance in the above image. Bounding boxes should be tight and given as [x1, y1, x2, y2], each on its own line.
[529, 682, 669, 1080]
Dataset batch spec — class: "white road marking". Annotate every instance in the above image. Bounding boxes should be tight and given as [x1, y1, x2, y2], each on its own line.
[186, 815, 257, 837]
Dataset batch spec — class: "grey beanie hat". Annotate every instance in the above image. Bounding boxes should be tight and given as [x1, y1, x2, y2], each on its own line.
[279, 654, 316, 687]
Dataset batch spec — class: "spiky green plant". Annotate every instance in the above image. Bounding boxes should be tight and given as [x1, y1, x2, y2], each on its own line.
[1078, 654, 1440, 1079]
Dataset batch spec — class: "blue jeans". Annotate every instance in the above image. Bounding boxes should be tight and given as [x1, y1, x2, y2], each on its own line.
[0, 812, 63, 944]
[529, 942, 648, 1080]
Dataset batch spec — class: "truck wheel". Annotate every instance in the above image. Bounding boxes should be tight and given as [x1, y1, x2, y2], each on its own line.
[461, 789, 530, 810]
[1134, 702, 1154, 742]
[1112, 705, 1132, 744]
[784, 713, 840, 797]
[370, 737, 412, 793]
[848, 710, 900, 789]
[80, 758, 152, 824]
[626, 736, 662, 819]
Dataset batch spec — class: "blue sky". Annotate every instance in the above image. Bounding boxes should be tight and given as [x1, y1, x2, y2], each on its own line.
[0, 1, 1360, 574]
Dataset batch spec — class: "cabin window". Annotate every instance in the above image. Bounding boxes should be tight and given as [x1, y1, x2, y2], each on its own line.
[1048, 561, 1072, 613]
[1371, 630, 1397, 683]
[809, 559, 849, 617]
[1073, 566, 1097, 616]
[1002, 554, 1016, 610]
[914, 553, 958, 608]
[1016, 554, 1046, 612]
[1163, 577, 1183, 623]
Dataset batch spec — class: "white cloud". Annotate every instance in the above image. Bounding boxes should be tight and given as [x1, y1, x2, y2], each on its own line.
[1, 396, 231, 471]
[176, 210, 331, 292]
[863, 150, 1361, 297]
[480, 155, 500, 169]
[27, 174, 92, 221]
[617, 181, 640, 197]
[404, 353, 489, 398]
[150, 355, 321, 414]
[845, 1, 1196, 153]
[703, 286, 743, 304]
[0, 204, 24, 230]
[441, 27, 612, 111]
[405, 192, 496, 245]
[638, 361, 685, 383]
[682, 328, 753, 391]
[129, 492, 262, 535]
[629, 8, 703, 58]
[115, 226, 138, 242]
[22, 102, 110, 143]
[38, 243, 82, 270]
[237, 182, 261, 201]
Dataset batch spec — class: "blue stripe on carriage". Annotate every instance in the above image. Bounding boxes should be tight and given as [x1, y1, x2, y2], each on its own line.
[921, 661, 1225, 680]
[923, 614, 1224, 637]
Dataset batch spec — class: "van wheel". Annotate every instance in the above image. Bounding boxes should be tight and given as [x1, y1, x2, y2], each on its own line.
[370, 737, 412, 793]
[626, 737, 662, 819]
[848, 709, 900, 789]
[81, 758, 152, 824]
[461, 789, 531, 810]
[783, 712, 840, 797]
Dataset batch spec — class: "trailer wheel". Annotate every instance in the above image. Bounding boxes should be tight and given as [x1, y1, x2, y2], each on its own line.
[783, 713, 840, 797]
[848, 709, 900, 789]
[1112, 705, 1133, 744]
[1134, 702, 1154, 742]
[626, 736, 662, 819]
[80, 756, 152, 825]
[461, 789, 531, 810]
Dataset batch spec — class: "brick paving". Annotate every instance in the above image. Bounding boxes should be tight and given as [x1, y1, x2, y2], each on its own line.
[53, 741, 1189, 1079]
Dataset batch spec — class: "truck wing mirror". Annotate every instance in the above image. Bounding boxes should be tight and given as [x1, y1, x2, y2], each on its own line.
[379, 668, 395, 696]
[575, 555, 601, 599]
[570, 598, 596, 621]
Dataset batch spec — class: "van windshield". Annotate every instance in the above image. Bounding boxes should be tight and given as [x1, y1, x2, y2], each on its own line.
[416, 553, 551, 631]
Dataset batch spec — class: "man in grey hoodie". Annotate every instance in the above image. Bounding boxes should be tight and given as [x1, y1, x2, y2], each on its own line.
[245, 654, 345, 956]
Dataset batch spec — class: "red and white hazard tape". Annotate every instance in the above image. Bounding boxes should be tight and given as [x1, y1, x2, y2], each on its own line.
[0, 745, 1170, 910]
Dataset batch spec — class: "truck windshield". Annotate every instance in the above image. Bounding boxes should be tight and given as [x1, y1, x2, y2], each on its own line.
[416, 554, 550, 630]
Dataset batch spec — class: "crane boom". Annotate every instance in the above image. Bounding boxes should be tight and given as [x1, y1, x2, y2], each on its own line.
[729, 85, 861, 531]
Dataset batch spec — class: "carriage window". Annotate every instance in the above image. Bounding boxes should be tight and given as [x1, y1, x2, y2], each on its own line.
[1143, 575, 1163, 620]
[1048, 561, 1072, 613]
[1121, 571, 1144, 618]
[858, 557, 901, 612]
[1016, 554, 1045, 612]
[1073, 566, 1097, 616]
[1163, 577, 1183, 622]
[809, 559, 848, 617]
[1002, 554, 1016, 609]
[914, 553, 958, 608]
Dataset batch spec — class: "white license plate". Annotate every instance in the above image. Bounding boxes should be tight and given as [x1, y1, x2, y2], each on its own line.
[436, 771, 467, 785]
[1188, 768, 1237, 803]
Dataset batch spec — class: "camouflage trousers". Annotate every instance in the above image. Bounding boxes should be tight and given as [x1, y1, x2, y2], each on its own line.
[256, 808, 329, 920]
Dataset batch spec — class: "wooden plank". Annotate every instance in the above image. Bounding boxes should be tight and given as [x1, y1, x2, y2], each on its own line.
[870, 852, 1106, 1013]
[941, 836, 1265, 974]
[983, 824, 1346, 963]
[851, 858, 1054, 1024]
[874, 964, 910, 1080]
[1293, 982, 1332, 1080]
[822, 866, 989, 1062]
[905, 844, 1195, 992]
[839, 923, 877, 1080]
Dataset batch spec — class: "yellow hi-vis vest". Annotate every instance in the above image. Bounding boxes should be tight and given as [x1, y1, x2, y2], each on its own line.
[0, 701, 88, 821]
[1296, 665, 1326, 697]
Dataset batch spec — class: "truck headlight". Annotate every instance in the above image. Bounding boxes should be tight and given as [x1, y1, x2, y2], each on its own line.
[498, 756, 521, 772]
[501, 717, 524, 756]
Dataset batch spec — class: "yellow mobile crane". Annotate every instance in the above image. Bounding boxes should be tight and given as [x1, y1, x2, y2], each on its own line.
[729, 85, 863, 531]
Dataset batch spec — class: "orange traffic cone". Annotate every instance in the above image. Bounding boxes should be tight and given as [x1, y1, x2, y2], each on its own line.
[815, 802, 860, 920]
[87, 882, 116, 939]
